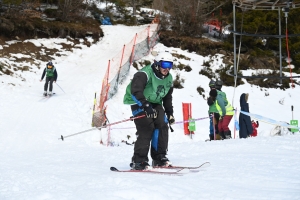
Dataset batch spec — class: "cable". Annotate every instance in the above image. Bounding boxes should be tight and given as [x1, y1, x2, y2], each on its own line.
[232, 10, 245, 107]
[283, 5, 295, 88]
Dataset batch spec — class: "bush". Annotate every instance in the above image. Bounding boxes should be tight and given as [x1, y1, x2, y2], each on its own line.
[216, 65, 244, 87]
[199, 67, 214, 79]
[196, 86, 205, 98]
[173, 74, 184, 89]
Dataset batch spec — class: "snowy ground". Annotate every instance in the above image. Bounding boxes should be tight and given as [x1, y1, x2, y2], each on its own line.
[0, 24, 300, 200]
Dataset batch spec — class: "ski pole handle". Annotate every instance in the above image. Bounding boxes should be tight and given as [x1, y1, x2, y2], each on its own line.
[291, 105, 293, 111]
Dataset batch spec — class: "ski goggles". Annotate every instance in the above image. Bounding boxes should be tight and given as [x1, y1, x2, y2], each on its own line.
[158, 61, 173, 69]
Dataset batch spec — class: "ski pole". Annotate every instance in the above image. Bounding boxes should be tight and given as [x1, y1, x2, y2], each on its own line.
[59, 115, 146, 141]
[55, 82, 66, 94]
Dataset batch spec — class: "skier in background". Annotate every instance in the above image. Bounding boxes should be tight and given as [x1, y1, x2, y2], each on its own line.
[209, 80, 234, 139]
[123, 51, 175, 170]
[207, 80, 220, 140]
[40, 61, 58, 96]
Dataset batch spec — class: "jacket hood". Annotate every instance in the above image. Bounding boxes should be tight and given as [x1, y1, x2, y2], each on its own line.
[240, 93, 249, 106]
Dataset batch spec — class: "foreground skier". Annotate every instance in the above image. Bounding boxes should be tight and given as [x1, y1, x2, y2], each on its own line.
[123, 52, 175, 170]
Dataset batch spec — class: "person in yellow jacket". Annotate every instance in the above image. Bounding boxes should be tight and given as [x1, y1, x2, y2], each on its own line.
[209, 80, 234, 139]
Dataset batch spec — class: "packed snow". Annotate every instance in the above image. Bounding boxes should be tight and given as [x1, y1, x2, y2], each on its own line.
[0, 23, 300, 200]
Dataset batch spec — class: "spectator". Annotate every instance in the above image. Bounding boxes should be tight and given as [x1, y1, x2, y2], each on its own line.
[239, 93, 253, 138]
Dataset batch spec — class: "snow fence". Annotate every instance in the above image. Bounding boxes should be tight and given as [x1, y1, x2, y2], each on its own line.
[92, 18, 160, 129]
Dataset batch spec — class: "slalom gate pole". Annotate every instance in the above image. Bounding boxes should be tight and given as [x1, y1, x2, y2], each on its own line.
[59, 115, 146, 141]
[55, 83, 66, 94]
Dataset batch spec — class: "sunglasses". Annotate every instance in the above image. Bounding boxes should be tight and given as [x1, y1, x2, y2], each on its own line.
[158, 61, 173, 69]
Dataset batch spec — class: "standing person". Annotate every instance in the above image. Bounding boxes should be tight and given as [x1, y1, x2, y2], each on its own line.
[123, 51, 175, 170]
[239, 93, 253, 138]
[40, 61, 57, 96]
[251, 120, 259, 137]
[209, 80, 234, 139]
[207, 80, 220, 140]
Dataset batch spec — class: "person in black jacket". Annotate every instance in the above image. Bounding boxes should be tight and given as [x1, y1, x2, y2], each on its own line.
[123, 52, 175, 170]
[40, 61, 58, 96]
[239, 93, 253, 138]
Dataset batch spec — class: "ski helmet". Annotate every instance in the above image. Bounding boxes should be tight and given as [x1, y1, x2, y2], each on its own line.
[215, 80, 223, 89]
[209, 80, 216, 88]
[155, 52, 173, 63]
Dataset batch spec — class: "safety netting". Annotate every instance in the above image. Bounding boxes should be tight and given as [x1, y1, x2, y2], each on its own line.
[92, 18, 160, 128]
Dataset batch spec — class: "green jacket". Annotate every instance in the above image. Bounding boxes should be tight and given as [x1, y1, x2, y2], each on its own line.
[216, 90, 234, 116]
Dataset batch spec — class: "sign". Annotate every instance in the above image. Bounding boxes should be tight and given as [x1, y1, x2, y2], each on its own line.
[290, 120, 298, 133]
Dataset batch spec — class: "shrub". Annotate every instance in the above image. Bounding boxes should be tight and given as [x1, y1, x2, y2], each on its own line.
[173, 74, 184, 89]
[196, 86, 205, 98]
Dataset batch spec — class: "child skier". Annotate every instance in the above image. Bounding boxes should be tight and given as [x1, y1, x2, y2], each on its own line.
[40, 61, 58, 96]
[251, 120, 259, 137]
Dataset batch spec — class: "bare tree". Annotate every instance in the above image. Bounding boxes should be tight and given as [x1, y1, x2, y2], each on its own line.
[153, 0, 229, 37]
[124, 0, 153, 15]
[58, 0, 86, 22]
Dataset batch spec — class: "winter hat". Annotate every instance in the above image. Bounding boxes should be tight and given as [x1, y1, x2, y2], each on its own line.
[209, 89, 218, 97]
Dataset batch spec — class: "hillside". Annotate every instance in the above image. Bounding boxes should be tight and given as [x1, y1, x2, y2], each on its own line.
[0, 23, 300, 200]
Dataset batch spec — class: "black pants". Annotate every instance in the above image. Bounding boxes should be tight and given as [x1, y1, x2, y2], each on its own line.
[131, 104, 169, 163]
[44, 77, 55, 92]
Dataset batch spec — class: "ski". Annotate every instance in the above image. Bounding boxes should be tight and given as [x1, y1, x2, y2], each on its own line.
[153, 162, 211, 170]
[110, 166, 188, 176]
[39, 93, 56, 101]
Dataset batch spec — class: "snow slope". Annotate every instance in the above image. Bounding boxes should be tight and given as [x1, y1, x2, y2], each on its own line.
[0, 24, 300, 200]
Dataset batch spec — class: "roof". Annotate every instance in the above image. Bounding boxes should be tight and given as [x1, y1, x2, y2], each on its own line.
[233, 0, 300, 10]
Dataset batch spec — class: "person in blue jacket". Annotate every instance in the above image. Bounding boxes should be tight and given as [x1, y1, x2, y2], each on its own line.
[239, 93, 253, 138]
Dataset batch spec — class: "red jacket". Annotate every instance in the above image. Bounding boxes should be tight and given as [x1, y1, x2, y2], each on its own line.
[251, 121, 259, 137]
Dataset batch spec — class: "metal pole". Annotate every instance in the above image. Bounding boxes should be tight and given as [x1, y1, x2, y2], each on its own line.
[278, 7, 282, 84]
[233, 3, 237, 78]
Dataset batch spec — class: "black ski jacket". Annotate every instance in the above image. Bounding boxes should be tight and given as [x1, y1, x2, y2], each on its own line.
[239, 93, 253, 138]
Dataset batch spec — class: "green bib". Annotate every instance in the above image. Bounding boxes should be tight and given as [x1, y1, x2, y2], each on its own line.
[46, 67, 55, 77]
[123, 65, 173, 105]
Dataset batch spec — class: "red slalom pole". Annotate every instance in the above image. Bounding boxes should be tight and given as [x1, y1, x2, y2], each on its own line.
[59, 115, 146, 141]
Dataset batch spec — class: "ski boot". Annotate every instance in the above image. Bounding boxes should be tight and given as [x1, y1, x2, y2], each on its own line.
[43, 91, 47, 96]
[130, 161, 152, 170]
[152, 157, 172, 167]
[48, 91, 53, 96]
[224, 130, 232, 139]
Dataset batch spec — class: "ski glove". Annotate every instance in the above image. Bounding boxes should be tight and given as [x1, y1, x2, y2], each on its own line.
[167, 114, 175, 125]
[143, 103, 157, 118]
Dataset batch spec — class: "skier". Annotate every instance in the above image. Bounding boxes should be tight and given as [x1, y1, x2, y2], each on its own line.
[40, 61, 58, 96]
[251, 120, 259, 137]
[123, 51, 175, 170]
[239, 93, 253, 138]
[209, 80, 234, 139]
[207, 80, 220, 140]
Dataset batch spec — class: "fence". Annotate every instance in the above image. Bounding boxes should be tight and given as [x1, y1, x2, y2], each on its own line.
[92, 18, 160, 129]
